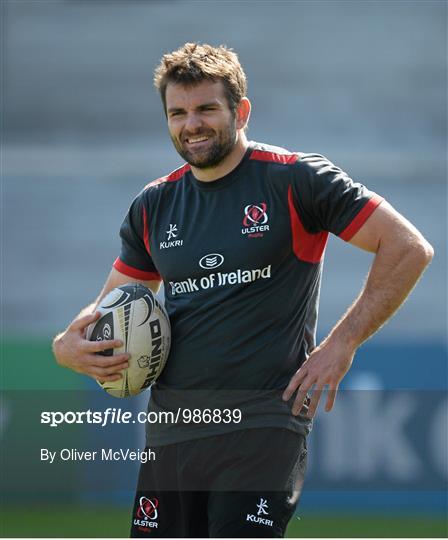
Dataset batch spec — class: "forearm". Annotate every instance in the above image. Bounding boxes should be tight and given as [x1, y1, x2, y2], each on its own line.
[326, 236, 434, 351]
[284, 202, 434, 417]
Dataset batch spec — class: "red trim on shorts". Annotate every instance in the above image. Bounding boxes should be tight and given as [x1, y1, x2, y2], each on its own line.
[339, 195, 384, 241]
[113, 258, 161, 281]
[250, 150, 299, 165]
[287, 185, 328, 263]
[145, 163, 191, 188]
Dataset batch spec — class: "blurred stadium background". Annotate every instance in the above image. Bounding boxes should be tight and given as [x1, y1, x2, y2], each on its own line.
[1, 0, 447, 537]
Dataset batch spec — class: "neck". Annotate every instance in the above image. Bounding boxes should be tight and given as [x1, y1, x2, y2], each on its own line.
[191, 132, 249, 182]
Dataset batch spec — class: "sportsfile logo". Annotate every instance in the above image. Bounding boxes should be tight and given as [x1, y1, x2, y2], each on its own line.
[246, 497, 273, 527]
[160, 223, 183, 250]
[169, 265, 271, 296]
[242, 203, 270, 238]
[133, 496, 159, 531]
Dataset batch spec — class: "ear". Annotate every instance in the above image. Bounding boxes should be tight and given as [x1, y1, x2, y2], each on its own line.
[236, 97, 251, 130]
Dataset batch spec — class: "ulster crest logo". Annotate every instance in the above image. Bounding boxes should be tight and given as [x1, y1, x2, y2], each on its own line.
[242, 203, 270, 238]
[133, 497, 159, 531]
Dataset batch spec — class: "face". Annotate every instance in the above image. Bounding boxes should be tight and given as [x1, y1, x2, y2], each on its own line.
[165, 80, 237, 169]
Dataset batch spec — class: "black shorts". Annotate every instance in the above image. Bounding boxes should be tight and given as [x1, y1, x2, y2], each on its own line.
[130, 428, 308, 538]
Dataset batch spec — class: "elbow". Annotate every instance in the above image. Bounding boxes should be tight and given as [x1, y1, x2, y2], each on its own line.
[412, 237, 434, 270]
[419, 237, 434, 264]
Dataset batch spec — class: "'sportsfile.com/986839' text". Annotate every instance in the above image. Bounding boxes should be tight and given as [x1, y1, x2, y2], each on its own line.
[40, 407, 242, 428]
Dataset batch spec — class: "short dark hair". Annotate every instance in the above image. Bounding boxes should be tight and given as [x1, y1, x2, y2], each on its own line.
[154, 42, 247, 114]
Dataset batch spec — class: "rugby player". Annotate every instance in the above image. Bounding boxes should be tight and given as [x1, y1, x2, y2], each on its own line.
[53, 43, 434, 537]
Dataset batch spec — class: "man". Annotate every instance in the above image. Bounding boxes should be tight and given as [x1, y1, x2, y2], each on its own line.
[53, 43, 433, 538]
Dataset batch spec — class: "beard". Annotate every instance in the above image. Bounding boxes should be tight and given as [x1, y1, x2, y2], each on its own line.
[170, 120, 237, 169]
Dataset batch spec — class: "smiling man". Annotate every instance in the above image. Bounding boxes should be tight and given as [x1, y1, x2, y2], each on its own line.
[166, 79, 244, 171]
[53, 43, 433, 538]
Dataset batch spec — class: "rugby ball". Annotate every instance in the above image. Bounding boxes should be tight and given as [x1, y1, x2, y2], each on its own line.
[87, 284, 171, 398]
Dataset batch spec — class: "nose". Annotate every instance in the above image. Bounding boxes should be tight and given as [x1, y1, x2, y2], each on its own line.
[184, 112, 203, 133]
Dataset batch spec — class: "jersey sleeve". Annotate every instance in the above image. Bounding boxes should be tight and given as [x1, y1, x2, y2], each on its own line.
[113, 190, 162, 281]
[291, 153, 384, 240]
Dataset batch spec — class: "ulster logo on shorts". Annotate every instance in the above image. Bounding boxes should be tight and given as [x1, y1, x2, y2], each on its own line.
[133, 496, 159, 531]
[242, 203, 270, 238]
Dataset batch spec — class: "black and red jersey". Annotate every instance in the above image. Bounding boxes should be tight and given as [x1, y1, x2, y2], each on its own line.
[114, 141, 383, 445]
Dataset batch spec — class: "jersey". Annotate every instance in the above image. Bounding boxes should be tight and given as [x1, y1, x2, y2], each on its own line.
[113, 141, 384, 446]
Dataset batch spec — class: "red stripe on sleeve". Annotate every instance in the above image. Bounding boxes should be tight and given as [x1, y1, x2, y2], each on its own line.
[166, 163, 191, 181]
[145, 163, 191, 188]
[339, 195, 384, 241]
[287, 185, 328, 263]
[113, 258, 161, 281]
[250, 150, 299, 165]
[142, 206, 151, 255]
